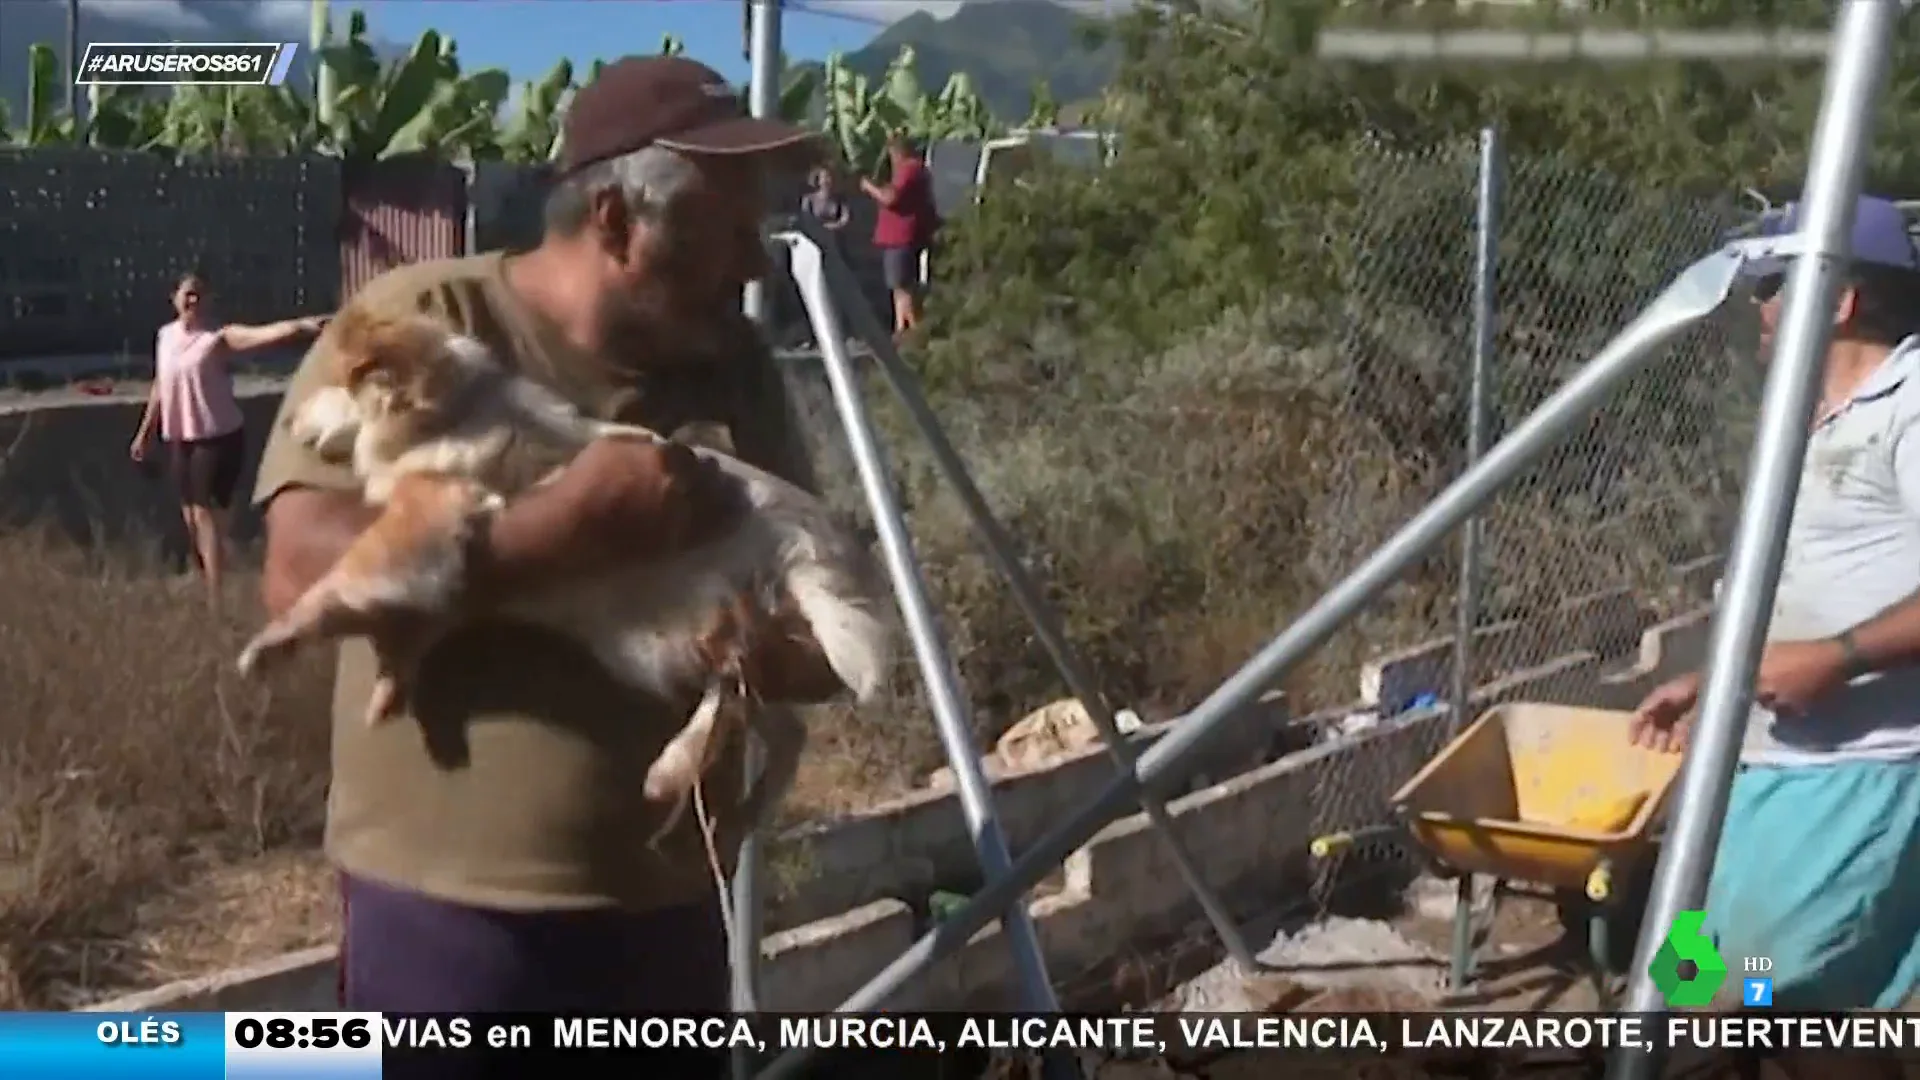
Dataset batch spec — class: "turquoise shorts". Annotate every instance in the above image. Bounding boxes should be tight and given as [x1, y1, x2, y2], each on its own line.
[1703, 760, 1920, 1009]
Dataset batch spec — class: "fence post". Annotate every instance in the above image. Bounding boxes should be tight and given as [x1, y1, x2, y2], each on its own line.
[742, 0, 782, 327]
[1449, 126, 1501, 738]
[734, 6, 781, 1080]
[462, 163, 479, 257]
[1441, 125, 1503, 996]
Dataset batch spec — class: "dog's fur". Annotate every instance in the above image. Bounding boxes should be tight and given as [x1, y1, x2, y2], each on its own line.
[236, 307, 892, 834]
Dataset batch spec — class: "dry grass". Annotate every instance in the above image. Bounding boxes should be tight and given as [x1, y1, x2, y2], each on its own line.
[0, 526, 330, 1009]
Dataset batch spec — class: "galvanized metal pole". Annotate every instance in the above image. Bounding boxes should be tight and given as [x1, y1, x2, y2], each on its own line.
[801, 218, 1260, 975]
[1443, 125, 1501, 995]
[786, 238, 1075, 1076]
[312, 0, 336, 134]
[742, 0, 781, 325]
[65, 0, 80, 121]
[757, 227, 1754, 1080]
[1610, 4, 1895, 1077]
[1450, 125, 1500, 739]
[733, 8, 781, 1076]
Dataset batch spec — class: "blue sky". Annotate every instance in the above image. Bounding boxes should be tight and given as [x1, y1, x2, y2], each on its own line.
[346, 2, 936, 84]
[65, 2, 1118, 89]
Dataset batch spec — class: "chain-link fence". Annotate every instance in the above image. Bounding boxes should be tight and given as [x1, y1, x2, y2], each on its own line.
[762, 134, 1761, 891]
[1300, 137, 1761, 913]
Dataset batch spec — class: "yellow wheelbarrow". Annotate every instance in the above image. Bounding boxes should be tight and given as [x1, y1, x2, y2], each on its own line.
[1310, 702, 1682, 1006]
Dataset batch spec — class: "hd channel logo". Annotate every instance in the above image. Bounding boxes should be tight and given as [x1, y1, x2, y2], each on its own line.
[1744, 956, 1775, 1008]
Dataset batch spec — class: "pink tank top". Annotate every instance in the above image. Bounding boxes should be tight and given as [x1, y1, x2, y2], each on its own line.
[154, 321, 243, 442]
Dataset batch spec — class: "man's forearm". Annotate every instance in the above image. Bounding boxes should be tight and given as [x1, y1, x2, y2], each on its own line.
[264, 484, 581, 622]
[1846, 589, 1920, 672]
[470, 484, 581, 605]
[261, 489, 379, 618]
[469, 482, 652, 606]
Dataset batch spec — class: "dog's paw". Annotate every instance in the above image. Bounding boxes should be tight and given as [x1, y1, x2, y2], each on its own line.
[290, 386, 362, 460]
[643, 747, 699, 803]
[643, 685, 732, 802]
[363, 675, 408, 726]
[235, 624, 300, 678]
[645, 795, 694, 849]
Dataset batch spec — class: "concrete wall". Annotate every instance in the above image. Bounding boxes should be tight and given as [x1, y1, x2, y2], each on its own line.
[0, 383, 289, 560]
[765, 693, 1293, 930]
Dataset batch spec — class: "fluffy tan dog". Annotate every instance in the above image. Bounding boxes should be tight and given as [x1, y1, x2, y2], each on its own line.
[236, 308, 891, 837]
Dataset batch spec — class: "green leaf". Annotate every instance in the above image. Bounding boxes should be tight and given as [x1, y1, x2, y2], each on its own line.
[365, 30, 453, 159]
[780, 66, 819, 123]
[25, 42, 65, 145]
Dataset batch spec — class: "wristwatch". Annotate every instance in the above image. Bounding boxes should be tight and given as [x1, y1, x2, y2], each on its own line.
[1835, 629, 1872, 681]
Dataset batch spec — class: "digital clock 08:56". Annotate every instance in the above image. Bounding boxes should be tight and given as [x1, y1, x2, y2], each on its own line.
[223, 1012, 383, 1080]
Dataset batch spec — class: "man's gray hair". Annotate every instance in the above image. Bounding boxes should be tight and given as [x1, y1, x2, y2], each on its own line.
[545, 144, 702, 236]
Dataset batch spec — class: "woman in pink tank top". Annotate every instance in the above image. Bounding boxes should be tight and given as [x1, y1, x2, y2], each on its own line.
[130, 271, 327, 603]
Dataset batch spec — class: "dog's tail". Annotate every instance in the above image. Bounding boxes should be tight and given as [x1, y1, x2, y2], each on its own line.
[786, 557, 891, 702]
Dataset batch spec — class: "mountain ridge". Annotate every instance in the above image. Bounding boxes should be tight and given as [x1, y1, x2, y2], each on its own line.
[794, 1, 1119, 123]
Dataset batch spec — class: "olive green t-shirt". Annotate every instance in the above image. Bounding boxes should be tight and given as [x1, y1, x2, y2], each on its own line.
[253, 253, 818, 913]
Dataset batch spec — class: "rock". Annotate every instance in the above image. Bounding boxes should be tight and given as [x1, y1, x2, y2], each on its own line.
[995, 698, 1106, 772]
[922, 698, 1147, 789]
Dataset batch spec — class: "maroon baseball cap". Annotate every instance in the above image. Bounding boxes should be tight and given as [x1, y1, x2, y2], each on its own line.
[559, 55, 819, 177]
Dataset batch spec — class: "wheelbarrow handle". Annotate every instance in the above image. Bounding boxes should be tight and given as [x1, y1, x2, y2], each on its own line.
[1309, 823, 1403, 858]
[1586, 861, 1614, 903]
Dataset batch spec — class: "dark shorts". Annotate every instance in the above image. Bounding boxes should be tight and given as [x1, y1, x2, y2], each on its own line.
[880, 245, 925, 293]
[338, 873, 730, 1013]
[165, 427, 245, 509]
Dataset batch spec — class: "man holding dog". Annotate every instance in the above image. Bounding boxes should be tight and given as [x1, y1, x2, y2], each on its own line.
[1631, 196, 1920, 1014]
[254, 56, 841, 1020]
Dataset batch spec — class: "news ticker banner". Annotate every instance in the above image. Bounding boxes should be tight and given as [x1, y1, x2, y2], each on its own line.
[12, 1011, 1920, 1078]
[74, 43, 300, 87]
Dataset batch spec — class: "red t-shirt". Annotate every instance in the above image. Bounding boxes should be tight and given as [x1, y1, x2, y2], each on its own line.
[873, 156, 936, 250]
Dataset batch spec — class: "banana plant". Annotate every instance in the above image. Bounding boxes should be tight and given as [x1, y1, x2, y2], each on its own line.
[779, 59, 820, 123]
[8, 45, 174, 150]
[500, 58, 573, 163]
[933, 71, 994, 138]
[313, 0, 337, 130]
[9, 43, 77, 145]
[1023, 79, 1060, 129]
[821, 52, 886, 173]
[248, 83, 323, 153]
[156, 85, 234, 153]
[84, 84, 170, 150]
[148, 84, 285, 155]
[315, 11, 509, 161]
[821, 46, 998, 176]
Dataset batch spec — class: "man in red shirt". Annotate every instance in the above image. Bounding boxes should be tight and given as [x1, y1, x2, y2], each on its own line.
[861, 134, 939, 340]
